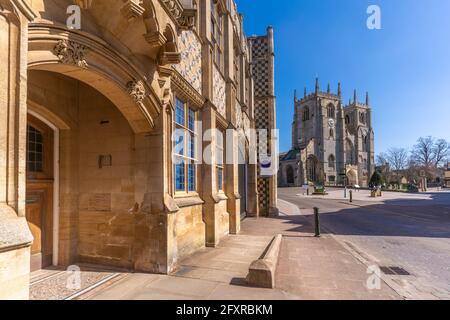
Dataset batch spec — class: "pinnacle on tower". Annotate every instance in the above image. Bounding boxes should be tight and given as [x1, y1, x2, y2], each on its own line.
[354, 89, 357, 104]
[366, 91, 370, 106]
[304, 87, 307, 99]
[338, 82, 342, 97]
[327, 83, 331, 94]
[315, 78, 319, 94]
[294, 89, 297, 102]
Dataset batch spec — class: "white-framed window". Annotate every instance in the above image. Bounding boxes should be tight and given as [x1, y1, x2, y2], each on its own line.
[174, 97, 198, 193]
[211, 1, 223, 72]
[216, 129, 225, 191]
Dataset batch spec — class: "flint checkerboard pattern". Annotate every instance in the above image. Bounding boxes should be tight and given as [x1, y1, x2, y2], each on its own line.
[174, 31, 202, 94]
[213, 65, 226, 117]
[250, 33, 275, 215]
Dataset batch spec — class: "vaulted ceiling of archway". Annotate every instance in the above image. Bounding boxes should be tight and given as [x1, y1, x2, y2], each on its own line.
[29, 0, 175, 63]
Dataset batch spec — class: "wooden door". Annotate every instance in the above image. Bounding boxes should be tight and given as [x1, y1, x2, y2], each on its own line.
[26, 115, 54, 271]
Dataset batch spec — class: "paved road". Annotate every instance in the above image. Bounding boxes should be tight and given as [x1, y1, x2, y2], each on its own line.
[279, 188, 450, 300]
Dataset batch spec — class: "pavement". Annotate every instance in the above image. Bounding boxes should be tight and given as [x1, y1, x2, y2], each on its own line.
[80, 198, 399, 300]
[279, 187, 450, 300]
[32, 187, 443, 300]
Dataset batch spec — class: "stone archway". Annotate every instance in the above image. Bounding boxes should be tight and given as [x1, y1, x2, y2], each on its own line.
[347, 169, 358, 187]
[27, 25, 161, 134]
[286, 165, 295, 185]
[306, 155, 319, 184]
[25, 25, 166, 270]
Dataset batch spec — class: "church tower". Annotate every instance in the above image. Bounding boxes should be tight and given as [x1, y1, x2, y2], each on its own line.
[292, 79, 343, 185]
[280, 79, 375, 188]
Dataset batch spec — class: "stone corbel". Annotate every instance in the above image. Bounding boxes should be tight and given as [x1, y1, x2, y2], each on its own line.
[144, 31, 167, 48]
[121, 0, 145, 21]
[157, 66, 174, 107]
[158, 51, 181, 66]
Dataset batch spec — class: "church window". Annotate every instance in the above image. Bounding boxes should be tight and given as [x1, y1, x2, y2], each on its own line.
[328, 155, 336, 169]
[363, 135, 368, 152]
[303, 107, 310, 121]
[345, 115, 350, 125]
[327, 104, 335, 118]
[360, 112, 366, 123]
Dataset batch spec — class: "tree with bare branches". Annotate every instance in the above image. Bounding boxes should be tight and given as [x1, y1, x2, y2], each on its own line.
[411, 136, 435, 168]
[433, 139, 450, 167]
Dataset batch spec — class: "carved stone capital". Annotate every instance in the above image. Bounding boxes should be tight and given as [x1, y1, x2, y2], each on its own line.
[126, 80, 146, 103]
[54, 40, 88, 68]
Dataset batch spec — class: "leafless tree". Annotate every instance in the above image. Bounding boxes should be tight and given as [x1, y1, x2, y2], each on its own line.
[387, 148, 409, 172]
[376, 152, 389, 167]
[433, 139, 450, 167]
[411, 136, 435, 168]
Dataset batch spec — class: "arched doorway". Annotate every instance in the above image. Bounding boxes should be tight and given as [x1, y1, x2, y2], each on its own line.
[347, 169, 358, 187]
[26, 114, 55, 271]
[346, 139, 355, 165]
[306, 156, 319, 183]
[286, 165, 295, 185]
[26, 26, 161, 270]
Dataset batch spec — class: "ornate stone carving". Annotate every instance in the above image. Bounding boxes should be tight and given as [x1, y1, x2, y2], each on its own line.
[160, 0, 197, 30]
[127, 80, 146, 103]
[178, 8, 196, 30]
[54, 40, 88, 68]
[160, 0, 183, 21]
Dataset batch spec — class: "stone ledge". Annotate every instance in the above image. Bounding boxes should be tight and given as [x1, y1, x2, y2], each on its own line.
[246, 234, 282, 289]
[174, 196, 205, 208]
[0, 205, 33, 253]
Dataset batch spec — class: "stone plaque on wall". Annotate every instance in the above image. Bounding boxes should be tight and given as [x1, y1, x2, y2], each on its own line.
[85, 193, 111, 212]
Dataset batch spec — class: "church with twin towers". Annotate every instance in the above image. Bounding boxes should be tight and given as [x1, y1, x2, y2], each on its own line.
[279, 79, 375, 188]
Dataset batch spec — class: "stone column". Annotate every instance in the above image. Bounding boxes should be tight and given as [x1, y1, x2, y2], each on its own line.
[246, 122, 259, 218]
[0, 1, 35, 300]
[200, 103, 225, 247]
[225, 126, 240, 234]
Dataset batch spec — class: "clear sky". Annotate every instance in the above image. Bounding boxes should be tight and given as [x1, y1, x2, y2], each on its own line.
[236, 0, 450, 155]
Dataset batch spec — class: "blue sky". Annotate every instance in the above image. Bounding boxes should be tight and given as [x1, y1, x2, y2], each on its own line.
[236, 0, 450, 154]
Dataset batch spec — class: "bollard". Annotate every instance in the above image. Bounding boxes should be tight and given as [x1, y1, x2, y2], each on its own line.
[344, 187, 347, 198]
[349, 190, 353, 203]
[307, 188, 310, 196]
[314, 207, 320, 237]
